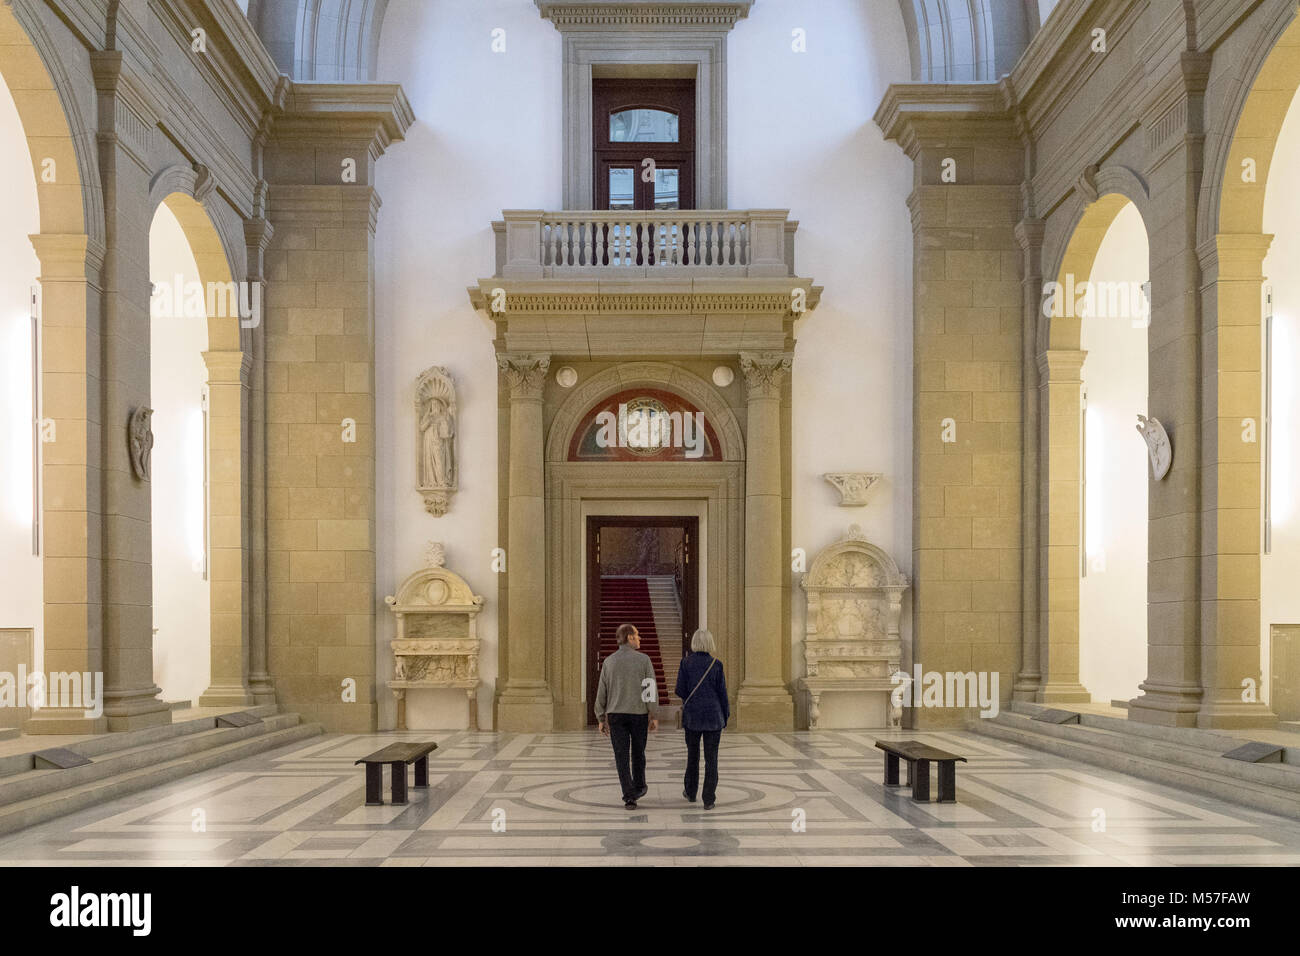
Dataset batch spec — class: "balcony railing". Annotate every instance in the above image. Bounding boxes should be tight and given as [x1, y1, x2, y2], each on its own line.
[493, 209, 797, 278]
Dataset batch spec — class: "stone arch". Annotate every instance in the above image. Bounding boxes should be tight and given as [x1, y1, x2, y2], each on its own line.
[546, 363, 745, 463]
[0, 0, 101, 243]
[1199, 5, 1300, 242]
[149, 169, 248, 353]
[1044, 172, 1151, 352]
[247, 0, 389, 81]
[147, 182, 256, 709]
[896, 0, 1038, 83]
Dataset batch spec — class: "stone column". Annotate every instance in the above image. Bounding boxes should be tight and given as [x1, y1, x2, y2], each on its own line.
[93, 51, 170, 731]
[1128, 49, 1208, 728]
[199, 349, 254, 706]
[25, 235, 109, 734]
[1192, 233, 1276, 727]
[878, 92, 1025, 728]
[244, 218, 276, 705]
[496, 353, 554, 731]
[1014, 218, 1045, 700]
[262, 84, 411, 732]
[736, 351, 794, 730]
[1037, 349, 1091, 702]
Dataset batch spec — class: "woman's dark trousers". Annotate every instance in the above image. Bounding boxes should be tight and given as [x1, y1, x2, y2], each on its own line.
[683, 729, 721, 804]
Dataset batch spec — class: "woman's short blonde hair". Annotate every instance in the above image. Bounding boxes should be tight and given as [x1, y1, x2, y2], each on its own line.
[690, 628, 716, 655]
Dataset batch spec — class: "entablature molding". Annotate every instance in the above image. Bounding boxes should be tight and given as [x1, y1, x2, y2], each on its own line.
[873, 81, 1018, 160]
[271, 82, 414, 157]
[535, 1, 754, 30]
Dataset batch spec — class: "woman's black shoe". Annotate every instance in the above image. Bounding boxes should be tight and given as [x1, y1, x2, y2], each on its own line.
[683, 790, 696, 802]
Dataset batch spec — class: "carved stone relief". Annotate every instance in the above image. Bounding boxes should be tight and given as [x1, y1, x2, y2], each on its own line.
[1136, 413, 1172, 480]
[128, 407, 154, 481]
[824, 472, 882, 506]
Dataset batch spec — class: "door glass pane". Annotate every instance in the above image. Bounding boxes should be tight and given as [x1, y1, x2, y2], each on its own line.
[608, 167, 634, 209]
[609, 108, 678, 142]
[654, 168, 680, 210]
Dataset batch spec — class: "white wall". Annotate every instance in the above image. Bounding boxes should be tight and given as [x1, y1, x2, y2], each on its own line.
[1078, 201, 1149, 705]
[374, 0, 914, 729]
[148, 203, 211, 705]
[1261, 90, 1300, 710]
[0, 73, 43, 676]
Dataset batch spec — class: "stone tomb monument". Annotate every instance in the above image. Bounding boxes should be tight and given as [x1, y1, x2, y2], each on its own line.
[797, 525, 909, 729]
[385, 543, 483, 730]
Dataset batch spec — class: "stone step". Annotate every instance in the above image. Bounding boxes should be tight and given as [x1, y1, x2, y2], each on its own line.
[0, 720, 323, 838]
[990, 711, 1300, 791]
[0, 704, 281, 779]
[970, 716, 1300, 820]
[0, 713, 305, 806]
[1009, 700, 1300, 765]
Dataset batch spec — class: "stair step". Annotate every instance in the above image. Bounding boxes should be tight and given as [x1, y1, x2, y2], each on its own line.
[0, 720, 323, 837]
[0, 713, 305, 805]
[971, 715, 1300, 819]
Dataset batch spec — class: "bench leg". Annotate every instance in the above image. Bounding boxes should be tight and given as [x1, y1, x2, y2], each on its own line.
[938, 761, 957, 803]
[364, 764, 383, 806]
[884, 752, 900, 787]
[414, 755, 429, 788]
[911, 759, 931, 802]
[905, 758, 913, 787]
[391, 761, 408, 805]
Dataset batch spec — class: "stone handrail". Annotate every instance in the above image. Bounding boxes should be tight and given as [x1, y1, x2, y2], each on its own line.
[493, 209, 797, 278]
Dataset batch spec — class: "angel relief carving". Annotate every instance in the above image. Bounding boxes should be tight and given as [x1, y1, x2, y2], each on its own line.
[417, 367, 457, 515]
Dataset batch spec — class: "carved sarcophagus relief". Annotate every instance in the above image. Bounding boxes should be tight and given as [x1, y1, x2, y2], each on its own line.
[797, 525, 909, 729]
[384, 544, 483, 730]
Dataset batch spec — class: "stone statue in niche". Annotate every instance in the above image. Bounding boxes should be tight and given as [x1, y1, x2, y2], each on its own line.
[128, 407, 154, 481]
[416, 366, 457, 516]
[1136, 414, 1172, 480]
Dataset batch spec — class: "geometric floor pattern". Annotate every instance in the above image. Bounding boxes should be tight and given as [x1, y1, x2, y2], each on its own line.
[2, 729, 1299, 866]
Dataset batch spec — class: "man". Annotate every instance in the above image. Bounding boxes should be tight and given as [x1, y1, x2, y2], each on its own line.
[595, 623, 660, 809]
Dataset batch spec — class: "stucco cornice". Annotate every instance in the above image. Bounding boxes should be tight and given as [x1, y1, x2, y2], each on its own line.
[535, 0, 753, 30]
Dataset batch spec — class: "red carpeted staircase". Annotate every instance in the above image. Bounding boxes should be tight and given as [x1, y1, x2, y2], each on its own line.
[598, 577, 669, 704]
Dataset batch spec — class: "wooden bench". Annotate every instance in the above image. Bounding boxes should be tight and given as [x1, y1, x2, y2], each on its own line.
[874, 740, 967, 803]
[355, 742, 438, 806]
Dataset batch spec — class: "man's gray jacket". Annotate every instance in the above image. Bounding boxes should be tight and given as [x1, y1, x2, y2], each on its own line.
[595, 644, 659, 721]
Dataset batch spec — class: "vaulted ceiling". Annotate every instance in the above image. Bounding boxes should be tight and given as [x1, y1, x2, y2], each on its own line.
[244, 0, 1042, 85]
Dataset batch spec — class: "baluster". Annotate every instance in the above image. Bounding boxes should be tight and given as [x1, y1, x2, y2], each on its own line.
[740, 221, 749, 265]
[686, 218, 697, 266]
[583, 221, 593, 267]
[712, 219, 723, 266]
[548, 220, 559, 267]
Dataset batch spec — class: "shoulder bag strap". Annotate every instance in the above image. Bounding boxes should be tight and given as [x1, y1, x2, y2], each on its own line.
[682, 656, 717, 707]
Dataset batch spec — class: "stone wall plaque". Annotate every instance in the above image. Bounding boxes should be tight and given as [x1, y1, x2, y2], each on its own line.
[384, 543, 483, 730]
[797, 525, 909, 729]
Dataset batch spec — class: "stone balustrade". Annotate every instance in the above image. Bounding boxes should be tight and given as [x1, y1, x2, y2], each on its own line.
[493, 209, 797, 278]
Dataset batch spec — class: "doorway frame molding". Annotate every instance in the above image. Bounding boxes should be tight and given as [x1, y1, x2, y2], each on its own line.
[548, 464, 742, 729]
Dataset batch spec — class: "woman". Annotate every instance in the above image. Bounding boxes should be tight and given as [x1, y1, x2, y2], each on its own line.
[674, 628, 729, 809]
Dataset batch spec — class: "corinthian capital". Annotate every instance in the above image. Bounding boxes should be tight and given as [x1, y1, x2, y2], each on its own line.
[497, 353, 551, 399]
[739, 351, 792, 400]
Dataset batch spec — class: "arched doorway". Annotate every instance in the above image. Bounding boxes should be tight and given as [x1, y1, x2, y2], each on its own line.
[0, 64, 42, 730]
[1253, 21, 1300, 724]
[1200, 10, 1300, 727]
[148, 200, 212, 706]
[147, 185, 253, 709]
[1038, 185, 1152, 707]
[1078, 201, 1150, 707]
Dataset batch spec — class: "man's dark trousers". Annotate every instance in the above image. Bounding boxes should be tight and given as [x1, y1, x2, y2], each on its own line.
[607, 712, 649, 800]
[683, 729, 721, 804]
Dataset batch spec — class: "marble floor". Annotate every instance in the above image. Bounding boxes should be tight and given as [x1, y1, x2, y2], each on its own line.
[1, 728, 1298, 866]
